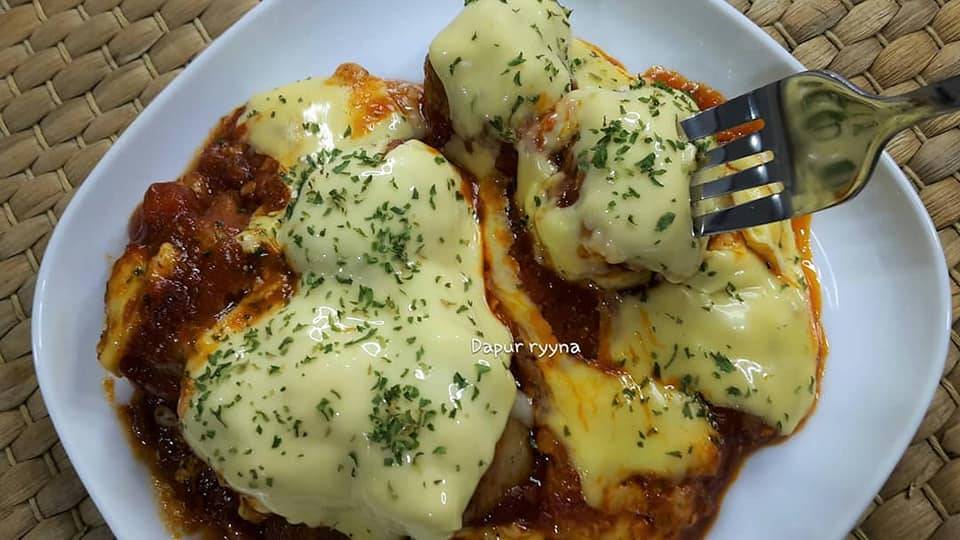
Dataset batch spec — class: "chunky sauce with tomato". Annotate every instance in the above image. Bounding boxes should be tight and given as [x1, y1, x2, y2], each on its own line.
[116, 111, 316, 538]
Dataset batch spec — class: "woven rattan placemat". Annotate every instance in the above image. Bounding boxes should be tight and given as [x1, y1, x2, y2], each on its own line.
[0, 0, 957, 538]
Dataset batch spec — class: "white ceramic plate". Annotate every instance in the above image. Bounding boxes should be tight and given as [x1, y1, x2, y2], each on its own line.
[32, 1, 951, 538]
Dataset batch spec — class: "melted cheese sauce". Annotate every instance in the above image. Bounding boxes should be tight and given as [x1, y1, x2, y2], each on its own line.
[179, 69, 516, 540]
[540, 356, 719, 506]
[428, 0, 574, 142]
[607, 232, 819, 434]
[99, 247, 152, 373]
[517, 85, 705, 284]
[479, 182, 719, 510]
[241, 64, 423, 167]
[568, 38, 634, 91]
[430, 3, 705, 287]
[428, 0, 824, 517]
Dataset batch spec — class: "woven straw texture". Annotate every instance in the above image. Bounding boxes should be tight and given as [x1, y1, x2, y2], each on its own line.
[0, 0, 958, 538]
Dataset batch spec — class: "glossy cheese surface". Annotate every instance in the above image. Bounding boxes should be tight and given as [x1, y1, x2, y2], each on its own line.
[240, 64, 423, 167]
[428, 0, 573, 142]
[607, 233, 819, 434]
[426, 0, 823, 520]
[568, 38, 634, 91]
[517, 85, 705, 285]
[540, 356, 719, 506]
[479, 182, 720, 511]
[179, 70, 516, 540]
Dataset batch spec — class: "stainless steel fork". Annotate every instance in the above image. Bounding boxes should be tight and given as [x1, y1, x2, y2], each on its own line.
[682, 70, 960, 236]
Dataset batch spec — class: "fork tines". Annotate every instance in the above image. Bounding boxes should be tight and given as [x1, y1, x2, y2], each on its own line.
[691, 192, 793, 237]
[681, 80, 788, 236]
[699, 132, 770, 168]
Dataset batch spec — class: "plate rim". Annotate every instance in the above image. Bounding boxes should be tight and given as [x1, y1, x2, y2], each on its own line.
[31, 1, 952, 538]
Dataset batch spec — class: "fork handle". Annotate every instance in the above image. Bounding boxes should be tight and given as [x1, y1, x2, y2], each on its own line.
[901, 75, 960, 117]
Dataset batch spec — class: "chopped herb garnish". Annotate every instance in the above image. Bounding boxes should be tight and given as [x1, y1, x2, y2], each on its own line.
[655, 211, 676, 232]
